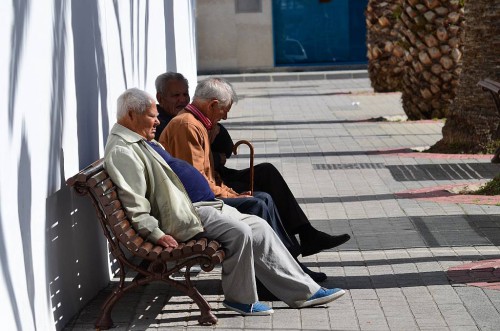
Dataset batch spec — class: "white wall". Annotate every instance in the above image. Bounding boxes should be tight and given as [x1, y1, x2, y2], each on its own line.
[196, 0, 274, 73]
[0, 1, 197, 330]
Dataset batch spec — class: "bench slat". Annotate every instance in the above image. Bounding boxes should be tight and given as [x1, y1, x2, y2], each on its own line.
[182, 240, 197, 254]
[212, 250, 225, 264]
[171, 243, 186, 259]
[125, 234, 144, 252]
[109, 209, 126, 225]
[478, 79, 500, 93]
[88, 170, 109, 187]
[67, 159, 105, 186]
[478, 79, 500, 115]
[137, 241, 154, 257]
[147, 245, 164, 259]
[160, 247, 174, 259]
[103, 200, 121, 215]
[95, 178, 114, 196]
[193, 238, 207, 252]
[113, 219, 132, 235]
[205, 240, 220, 256]
[99, 188, 118, 205]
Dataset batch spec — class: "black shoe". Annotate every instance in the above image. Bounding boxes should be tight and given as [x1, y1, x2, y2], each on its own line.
[298, 262, 327, 282]
[301, 232, 351, 257]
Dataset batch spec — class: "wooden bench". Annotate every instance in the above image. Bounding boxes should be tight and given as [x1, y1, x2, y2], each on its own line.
[478, 78, 500, 114]
[66, 159, 225, 329]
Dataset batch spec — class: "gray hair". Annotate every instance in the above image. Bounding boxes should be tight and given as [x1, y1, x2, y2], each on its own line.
[116, 88, 154, 120]
[155, 72, 189, 94]
[193, 77, 238, 107]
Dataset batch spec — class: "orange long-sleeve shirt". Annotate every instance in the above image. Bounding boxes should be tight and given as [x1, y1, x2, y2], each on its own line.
[159, 110, 239, 198]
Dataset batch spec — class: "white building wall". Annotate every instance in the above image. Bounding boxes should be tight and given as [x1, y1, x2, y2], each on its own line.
[0, 1, 197, 330]
[196, 0, 274, 73]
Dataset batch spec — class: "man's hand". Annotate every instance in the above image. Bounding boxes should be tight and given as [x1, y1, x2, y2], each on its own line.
[236, 191, 253, 198]
[157, 234, 179, 248]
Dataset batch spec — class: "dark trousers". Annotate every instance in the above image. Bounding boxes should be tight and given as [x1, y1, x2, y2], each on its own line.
[219, 163, 309, 235]
[222, 191, 301, 258]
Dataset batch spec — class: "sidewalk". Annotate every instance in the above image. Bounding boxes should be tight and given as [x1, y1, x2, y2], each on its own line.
[64, 73, 500, 330]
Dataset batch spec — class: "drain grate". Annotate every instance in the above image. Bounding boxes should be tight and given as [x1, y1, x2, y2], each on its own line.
[386, 163, 498, 181]
[313, 163, 386, 170]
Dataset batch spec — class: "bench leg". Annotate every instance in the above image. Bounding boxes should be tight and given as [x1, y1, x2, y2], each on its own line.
[162, 260, 218, 325]
[95, 287, 124, 330]
[188, 287, 218, 325]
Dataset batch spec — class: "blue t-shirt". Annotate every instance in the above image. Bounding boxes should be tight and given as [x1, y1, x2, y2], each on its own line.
[147, 141, 215, 203]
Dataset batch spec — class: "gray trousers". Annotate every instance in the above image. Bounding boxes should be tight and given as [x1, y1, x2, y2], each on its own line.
[195, 204, 320, 307]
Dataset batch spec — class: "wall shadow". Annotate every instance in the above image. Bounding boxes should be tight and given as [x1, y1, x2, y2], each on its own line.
[71, 0, 109, 169]
[112, 0, 128, 88]
[143, 0, 149, 86]
[163, 0, 177, 70]
[234, 150, 405, 159]
[18, 125, 36, 328]
[239, 91, 352, 98]
[0, 200, 23, 331]
[47, 0, 67, 195]
[223, 118, 381, 128]
[296, 193, 396, 204]
[46, 185, 109, 330]
[311, 214, 500, 252]
[306, 254, 500, 268]
[326, 270, 451, 290]
[8, 0, 30, 131]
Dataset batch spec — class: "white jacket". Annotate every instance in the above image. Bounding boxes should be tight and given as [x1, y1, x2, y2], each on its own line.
[104, 123, 204, 243]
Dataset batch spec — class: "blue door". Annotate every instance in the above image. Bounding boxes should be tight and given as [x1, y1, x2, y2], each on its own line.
[273, 0, 368, 66]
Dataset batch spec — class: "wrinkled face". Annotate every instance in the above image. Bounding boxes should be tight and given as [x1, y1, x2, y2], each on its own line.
[207, 100, 232, 125]
[157, 80, 190, 117]
[129, 103, 160, 141]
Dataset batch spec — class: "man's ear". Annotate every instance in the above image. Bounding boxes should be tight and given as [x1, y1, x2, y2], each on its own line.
[127, 110, 136, 121]
[209, 99, 219, 111]
[156, 92, 162, 105]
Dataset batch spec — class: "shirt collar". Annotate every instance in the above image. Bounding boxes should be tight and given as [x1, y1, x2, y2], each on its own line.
[185, 103, 213, 130]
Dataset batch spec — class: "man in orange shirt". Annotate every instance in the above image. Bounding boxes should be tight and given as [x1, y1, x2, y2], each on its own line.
[159, 76, 350, 264]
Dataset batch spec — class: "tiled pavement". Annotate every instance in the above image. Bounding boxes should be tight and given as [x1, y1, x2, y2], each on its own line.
[64, 72, 500, 330]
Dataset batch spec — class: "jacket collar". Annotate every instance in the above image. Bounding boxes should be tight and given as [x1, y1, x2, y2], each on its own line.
[110, 123, 172, 169]
[111, 123, 148, 143]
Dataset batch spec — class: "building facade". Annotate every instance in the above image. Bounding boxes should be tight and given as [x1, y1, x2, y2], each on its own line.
[196, 0, 368, 74]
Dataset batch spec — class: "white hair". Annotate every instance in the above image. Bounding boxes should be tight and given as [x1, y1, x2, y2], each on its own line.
[193, 77, 238, 107]
[116, 88, 154, 120]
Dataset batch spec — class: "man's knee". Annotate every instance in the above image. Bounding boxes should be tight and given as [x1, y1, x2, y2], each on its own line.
[253, 191, 273, 203]
[229, 217, 253, 241]
[248, 215, 274, 236]
[255, 163, 284, 181]
[256, 162, 279, 174]
[246, 197, 270, 217]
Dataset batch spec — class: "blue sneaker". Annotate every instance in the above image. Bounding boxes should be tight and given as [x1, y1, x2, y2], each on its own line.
[298, 287, 345, 308]
[222, 300, 274, 315]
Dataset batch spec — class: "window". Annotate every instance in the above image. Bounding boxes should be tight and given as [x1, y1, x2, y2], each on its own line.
[236, 0, 262, 13]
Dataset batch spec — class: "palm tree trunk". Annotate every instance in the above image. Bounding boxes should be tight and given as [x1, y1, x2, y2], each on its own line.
[366, 0, 405, 92]
[430, 1, 500, 153]
[398, 0, 465, 119]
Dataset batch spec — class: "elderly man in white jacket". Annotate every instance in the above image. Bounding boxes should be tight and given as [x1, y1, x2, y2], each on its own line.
[103, 87, 345, 316]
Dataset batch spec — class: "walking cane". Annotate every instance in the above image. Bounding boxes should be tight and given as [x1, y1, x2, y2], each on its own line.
[232, 140, 254, 196]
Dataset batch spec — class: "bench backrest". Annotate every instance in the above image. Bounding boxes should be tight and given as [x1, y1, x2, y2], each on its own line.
[478, 78, 500, 112]
[66, 159, 220, 261]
